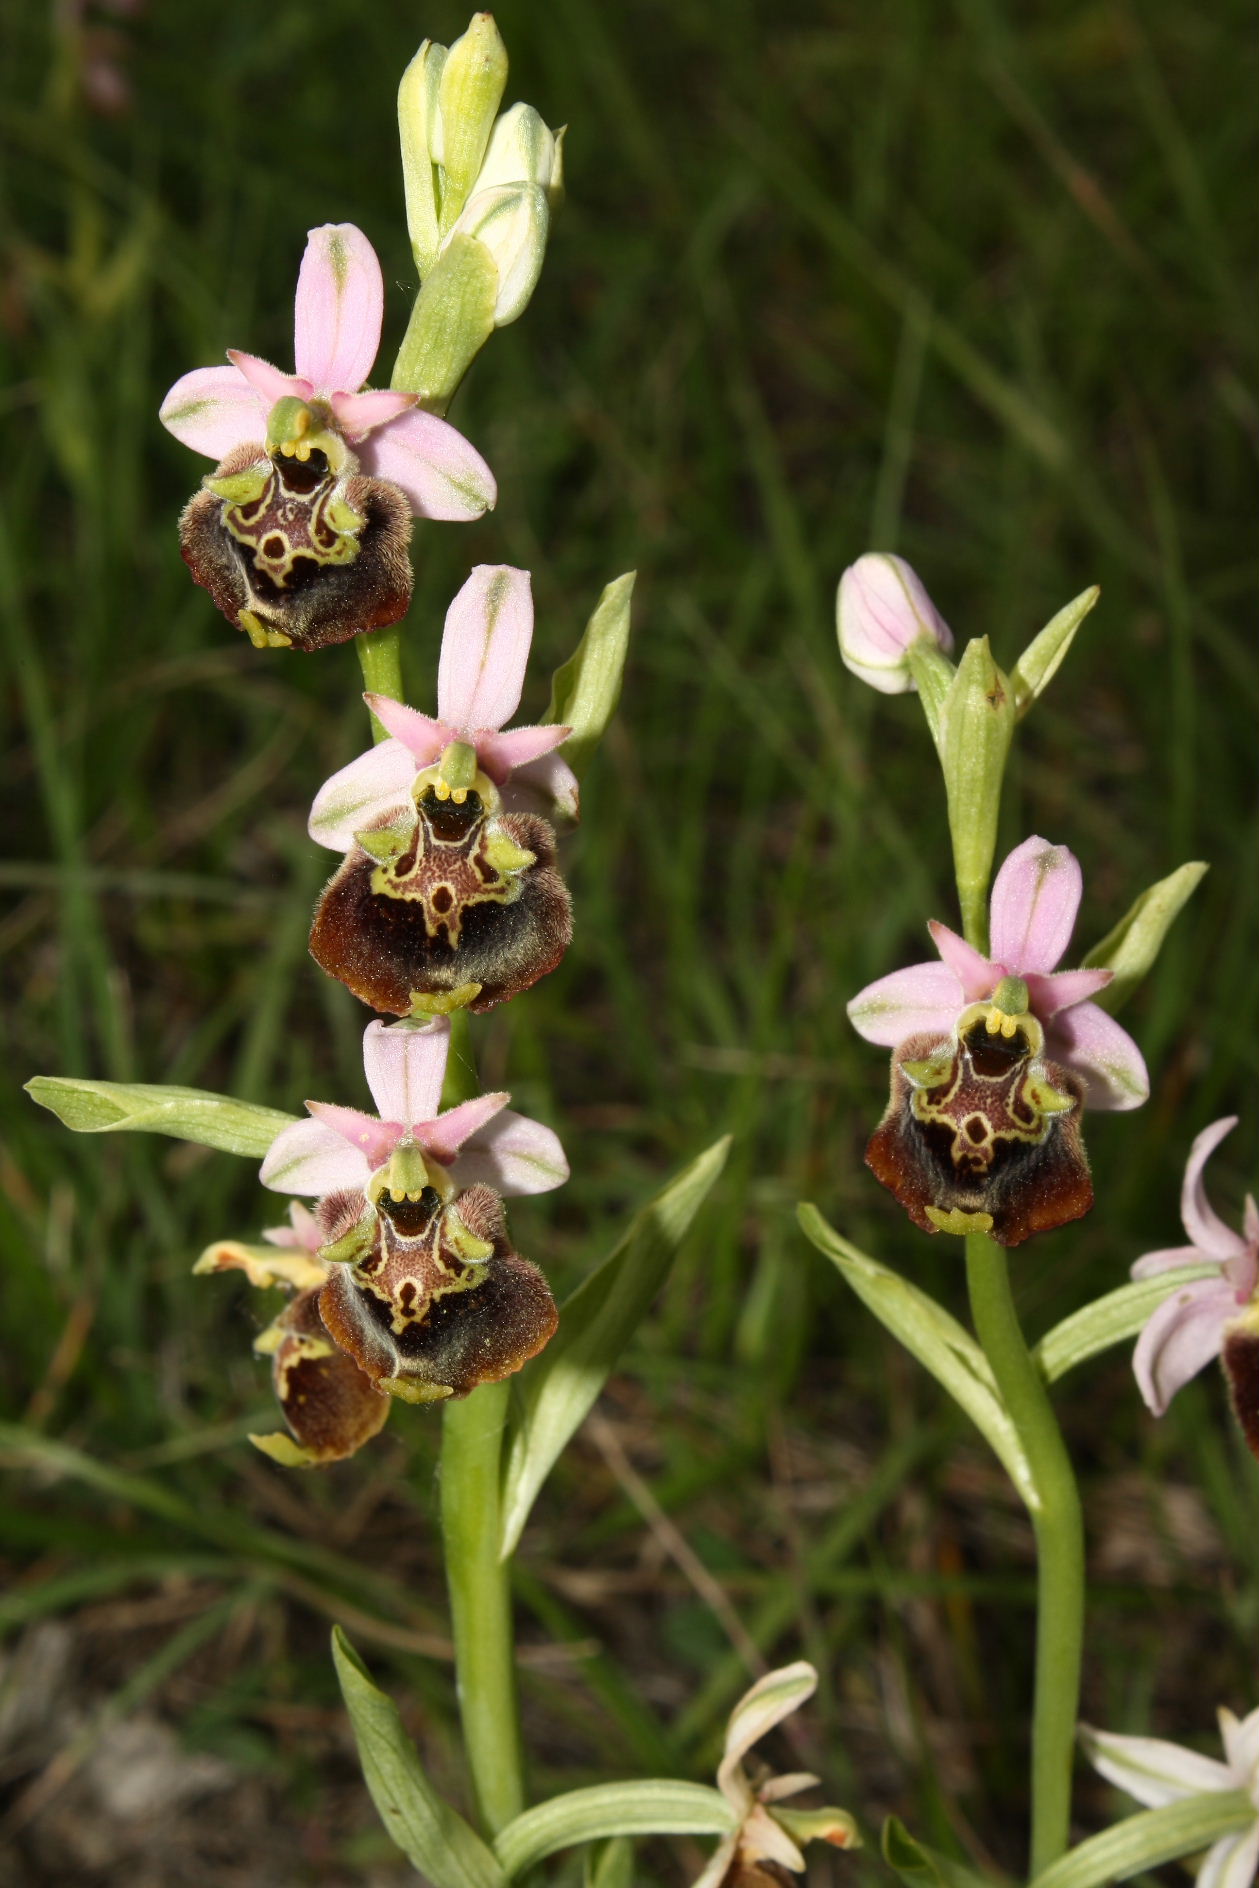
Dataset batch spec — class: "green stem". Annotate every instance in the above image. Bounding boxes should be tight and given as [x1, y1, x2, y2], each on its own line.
[440, 1380, 525, 1836]
[965, 1233, 1084, 1876]
[355, 626, 405, 739]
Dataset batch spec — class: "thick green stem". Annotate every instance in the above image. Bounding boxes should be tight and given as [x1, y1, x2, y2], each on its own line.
[441, 1380, 525, 1836]
[966, 1233, 1084, 1876]
[355, 626, 405, 739]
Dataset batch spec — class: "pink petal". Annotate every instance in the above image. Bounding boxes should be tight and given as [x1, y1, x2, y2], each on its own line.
[502, 749, 581, 821]
[928, 921, 996, 1002]
[227, 349, 312, 405]
[416, 1093, 510, 1166]
[452, 1107, 569, 1195]
[358, 409, 496, 519]
[1045, 1000, 1148, 1110]
[476, 723, 572, 782]
[1180, 1117, 1248, 1263]
[331, 387, 418, 439]
[259, 1117, 371, 1196]
[437, 566, 534, 732]
[293, 223, 383, 394]
[305, 1102, 402, 1172]
[989, 836, 1081, 974]
[361, 697, 452, 768]
[307, 738, 418, 853]
[1131, 1245, 1211, 1280]
[1024, 965, 1113, 1018]
[1132, 1277, 1234, 1415]
[362, 1018, 449, 1128]
[158, 365, 266, 459]
[847, 960, 963, 1047]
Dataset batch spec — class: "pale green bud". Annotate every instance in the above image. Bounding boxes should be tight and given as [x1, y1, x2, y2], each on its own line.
[454, 182, 550, 325]
[435, 14, 509, 229]
[940, 637, 1015, 951]
[398, 38, 448, 274]
[476, 101, 563, 198]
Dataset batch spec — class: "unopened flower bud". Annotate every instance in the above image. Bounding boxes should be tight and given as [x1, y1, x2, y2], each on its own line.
[454, 182, 550, 325]
[434, 14, 508, 220]
[836, 553, 953, 695]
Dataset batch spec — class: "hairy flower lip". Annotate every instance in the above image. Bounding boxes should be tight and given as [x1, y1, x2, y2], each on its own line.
[848, 835, 1148, 1112]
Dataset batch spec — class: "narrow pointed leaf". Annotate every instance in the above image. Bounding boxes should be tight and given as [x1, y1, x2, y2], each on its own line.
[1026, 1793, 1253, 1888]
[500, 1137, 730, 1557]
[331, 1628, 506, 1888]
[882, 1818, 996, 1888]
[1010, 585, 1099, 716]
[26, 1077, 295, 1159]
[542, 573, 635, 778]
[493, 1781, 733, 1877]
[798, 1206, 1035, 1506]
[584, 1836, 635, 1888]
[1080, 862, 1208, 1013]
[1034, 1264, 1220, 1384]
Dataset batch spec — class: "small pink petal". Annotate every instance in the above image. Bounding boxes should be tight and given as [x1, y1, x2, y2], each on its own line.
[928, 921, 996, 1002]
[293, 223, 383, 394]
[1180, 1118, 1247, 1263]
[847, 960, 963, 1047]
[452, 1107, 569, 1195]
[1045, 999, 1148, 1110]
[331, 387, 418, 438]
[227, 349, 312, 406]
[1131, 1245, 1211, 1280]
[259, 1117, 371, 1196]
[1024, 965, 1113, 1018]
[158, 365, 266, 459]
[308, 737, 418, 853]
[503, 749, 581, 821]
[362, 696, 452, 768]
[437, 566, 534, 732]
[417, 1093, 510, 1166]
[1132, 1277, 1235, 1415]
[989, 836, 1082, 974]
[476, 723, 572, 782]
[358, 409, 496, 519]
[306, 1102, 402, 1172]
[362, 1018, 449, 1128]
[262, 1201, 324, 1252]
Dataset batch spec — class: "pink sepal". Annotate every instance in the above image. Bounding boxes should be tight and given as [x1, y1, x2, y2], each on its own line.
[259, 1117, 371, 1196]
[358, 410, 497, 519]
[927, 921, 994, 1002]
[227, 350, 311, 406]
[362, 1018, 449, 1128]
[989, 836, 1081, 974]
[1131, 1245, 1207, 1279]
[847, 960, 962, 1047]
[1024, 965, 1113, 1017]
[1132, 1276, 1238, 1414]
[453, 1108, 569, 1196]
[1181, 1117, 1247, 1262]
[158, 365, 266, 459]
[1046, 1000, 1148, 1110]
[437, 566, 534, 732]
[305, 1102, 402, 1171]
[417, 1093, 509, 1166]
[331, 387, 418, 438]
[503, 748, 581, 821]
[307, 737, 418, 853]
[477, 723, 571, 782]
[293, 223, 383, 395]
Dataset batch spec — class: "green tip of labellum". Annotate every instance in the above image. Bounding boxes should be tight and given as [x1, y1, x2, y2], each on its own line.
[925, 1206, 994, 1235]
[991, 975, 1030, 1017]
[378, 1375, 454, 1405]
[437, 740, 478, 793]
[408, 982, 483, 1016]
[249, 1431, 322, 1467]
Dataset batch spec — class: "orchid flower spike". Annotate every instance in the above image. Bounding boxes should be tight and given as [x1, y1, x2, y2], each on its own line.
[848, 837, 1150, 1245]
[159, 224, 496, 652]
[308, 567, 574, 1018]
[836, 553, 954, 694]
[1130, 1117, 1259, 1456]
[1081, 1707, 1259, 1888]
[692, 1663, 858, 1887]
[251, 1017, 564, 1410]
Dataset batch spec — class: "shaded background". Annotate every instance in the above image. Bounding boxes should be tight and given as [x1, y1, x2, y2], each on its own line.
[1, 0, 1256, 1881]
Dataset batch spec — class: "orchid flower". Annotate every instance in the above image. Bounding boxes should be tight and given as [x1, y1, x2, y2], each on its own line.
[1130, 1117, 1259, 1455]
[307, 567, 574, 1017]
[259, 1014, 568, 1203]
[1081, 1708, 1259, 1888]
[692, 1663, 858, 1886]
[158, 224, 495, 651]
[836, 553, 954, 695]
[310, 564, 579, 842]
[849, 838, 1148, 1244]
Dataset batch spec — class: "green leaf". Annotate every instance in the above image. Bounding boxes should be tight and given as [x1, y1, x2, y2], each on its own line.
[543, 572, 635, 780]
[1035, 1265, 1219, 1384]
[331, 1628, 506, 1888]
[1027, 1792, 1253, 1888]
[882, 1817, 1000, 1888]
[583, 1836, 635, 1888]
[797, 1206, 1035, 1507]
[1010, 586, 1099, 717]
[500, 1137, 730, 1557]
[25, 1076, 295, 1159]
[1081, 862, 1208, 1013]
[493, 1781, 732, 1878]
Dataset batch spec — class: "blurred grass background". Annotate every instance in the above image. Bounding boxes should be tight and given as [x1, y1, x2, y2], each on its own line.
[1, 0, 1256, 1881]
